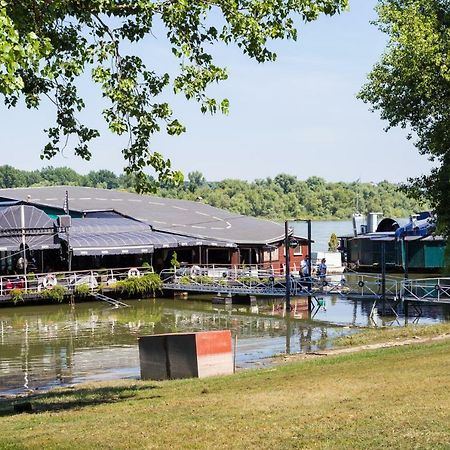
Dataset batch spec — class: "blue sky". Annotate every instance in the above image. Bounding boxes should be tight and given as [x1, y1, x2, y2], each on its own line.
[0, 1, 433, 183]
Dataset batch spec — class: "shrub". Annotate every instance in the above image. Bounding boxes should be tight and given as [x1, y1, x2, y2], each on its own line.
[115, 273, 162, 297]
[238, 276, 261, 284]
[170, 251, 181, 268]
[40, 285, 67, 303]
[74, 284, 90, 297]
[179, 276, 193, 285]
[10, 288, 24, 304]
[194, 275, 213, 285]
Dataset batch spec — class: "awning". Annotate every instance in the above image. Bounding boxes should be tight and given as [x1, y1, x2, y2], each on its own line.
[60, 218, 236, 256]
[60, 218, 155, 256]
[0, 233, 59, 251]
[150, 231, 236, 249]
[0, 205, 60, 251]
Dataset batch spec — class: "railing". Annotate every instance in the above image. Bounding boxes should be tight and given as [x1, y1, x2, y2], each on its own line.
[0, 266, 154, 297]
[160, 267, 346, 297]
[401, 277, 450, 304]
[2, 262, 448, 305]
[342, 273, 400, 300]
[162, 262, 323, 279]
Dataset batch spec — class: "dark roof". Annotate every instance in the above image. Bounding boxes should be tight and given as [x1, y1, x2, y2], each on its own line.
[0, 186, 291, 245]
[59, 217, 236, 256]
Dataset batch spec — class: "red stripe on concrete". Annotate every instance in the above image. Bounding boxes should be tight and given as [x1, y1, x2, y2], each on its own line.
[195, 330, 232, 357]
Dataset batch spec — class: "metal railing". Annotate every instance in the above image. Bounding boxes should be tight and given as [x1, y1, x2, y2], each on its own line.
[342, 273, 400, 300]
[401, 277, 450, 304]
[0, 266, 154, 297]
[160, 266, 347, 297]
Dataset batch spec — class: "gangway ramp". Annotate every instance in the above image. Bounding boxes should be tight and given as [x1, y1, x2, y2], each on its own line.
[401, 278, 450, 305]
[92, 292, 129, 308]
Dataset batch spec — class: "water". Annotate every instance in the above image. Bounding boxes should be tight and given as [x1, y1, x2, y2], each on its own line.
[1, 294, 449, 396]
[293, 220, 352, 252]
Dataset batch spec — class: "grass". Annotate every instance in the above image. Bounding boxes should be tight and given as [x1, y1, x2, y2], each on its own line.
[333, 322, 450, 347]
[1, 339, 449, 449]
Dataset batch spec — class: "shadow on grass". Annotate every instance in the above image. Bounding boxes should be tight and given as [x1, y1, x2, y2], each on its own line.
[0, 384, 161, 417]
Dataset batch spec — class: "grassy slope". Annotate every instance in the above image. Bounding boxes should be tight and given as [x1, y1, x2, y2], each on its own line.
[1, 340, 449, 450]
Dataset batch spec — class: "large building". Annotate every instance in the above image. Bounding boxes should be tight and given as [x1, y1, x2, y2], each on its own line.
[0, 186, 308, 274]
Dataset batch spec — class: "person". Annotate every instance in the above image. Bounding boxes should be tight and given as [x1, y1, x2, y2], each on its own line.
[16, 256, 27, 272]
[318, 258, 327, 282]
[300, 255, 311, 290]
[301, 256, 310, 278]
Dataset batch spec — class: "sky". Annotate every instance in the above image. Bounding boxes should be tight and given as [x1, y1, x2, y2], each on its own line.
[0, 1, 433, 184]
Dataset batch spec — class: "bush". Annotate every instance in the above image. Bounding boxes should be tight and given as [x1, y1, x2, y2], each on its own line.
[179, 275, 193, 285]
[115, 273, 162, 297]
[170, 251, 181, 268]
[194, 275, 213, 285]
[10, 288, 24, 304]
[237, 276, 261, 284]
[40, 285, 67, 303]
[74, 284, 90, 297]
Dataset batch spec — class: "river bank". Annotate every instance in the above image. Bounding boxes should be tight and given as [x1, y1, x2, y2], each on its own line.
[1, 330, 449, 449]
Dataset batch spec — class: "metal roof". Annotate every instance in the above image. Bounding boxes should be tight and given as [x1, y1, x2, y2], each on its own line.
[0, 186, 289, 245]
[59, 217, 236, 256]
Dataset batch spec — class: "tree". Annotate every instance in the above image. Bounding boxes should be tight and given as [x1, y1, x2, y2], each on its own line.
[359, 0, 450, 236]
[86, 169, 119, 189]
[1, 1, 348, 192]
[187, 171, 206, 193]
[328, 233, 339, 252]
[39, 166, 83, 185]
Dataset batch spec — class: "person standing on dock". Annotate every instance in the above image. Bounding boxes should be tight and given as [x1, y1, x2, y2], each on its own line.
[300, 255, 311, 290]
[318, 258, 327, 282]
[301, 256, 310, 277]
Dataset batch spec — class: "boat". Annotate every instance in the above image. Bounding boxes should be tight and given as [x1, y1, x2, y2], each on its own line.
[339, 212, 446, 273]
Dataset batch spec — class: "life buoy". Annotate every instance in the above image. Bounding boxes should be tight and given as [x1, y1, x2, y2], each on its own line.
[358, 280, 365, 288]
[43, 274, 57, 288]
[128, 268, 141, 278]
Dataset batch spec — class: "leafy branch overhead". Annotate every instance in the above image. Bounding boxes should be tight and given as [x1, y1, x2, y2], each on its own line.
[1, 0, 348, 192]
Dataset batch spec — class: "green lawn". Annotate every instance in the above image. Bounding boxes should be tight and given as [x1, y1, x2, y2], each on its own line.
[1, 338, 449, 449]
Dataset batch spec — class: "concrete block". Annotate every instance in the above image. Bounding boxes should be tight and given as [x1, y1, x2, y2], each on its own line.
[139, 330, 233, 380]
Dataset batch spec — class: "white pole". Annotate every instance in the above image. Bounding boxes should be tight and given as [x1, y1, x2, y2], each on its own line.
[20, 205, 28, 293]
[233, 334, 238, 374]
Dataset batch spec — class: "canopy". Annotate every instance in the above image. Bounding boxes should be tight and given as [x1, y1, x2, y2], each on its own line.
[0, 205, 59, 251]
[60, 217, 236, 256]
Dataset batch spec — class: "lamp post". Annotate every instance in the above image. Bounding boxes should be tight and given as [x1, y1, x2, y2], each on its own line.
[284, 219, 313, 312]
[284, 221, 291, 312]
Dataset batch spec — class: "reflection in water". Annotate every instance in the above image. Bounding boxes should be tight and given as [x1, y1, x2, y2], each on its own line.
[1, 294, 449, 396]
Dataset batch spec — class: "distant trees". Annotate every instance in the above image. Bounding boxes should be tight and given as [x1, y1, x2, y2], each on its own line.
[86, 170, 120, 190]
[0, 166, 426, 221]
